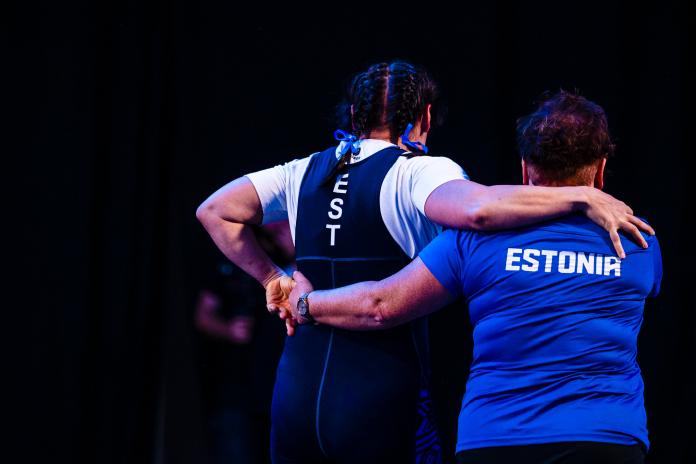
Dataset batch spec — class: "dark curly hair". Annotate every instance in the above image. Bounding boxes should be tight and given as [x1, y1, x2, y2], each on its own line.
[516, 90, 615, 184]
[336, 61, 443, 142]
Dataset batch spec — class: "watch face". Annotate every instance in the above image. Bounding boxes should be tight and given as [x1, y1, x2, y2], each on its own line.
[298, 298, 309, 317]
[298, 293, 313, 321]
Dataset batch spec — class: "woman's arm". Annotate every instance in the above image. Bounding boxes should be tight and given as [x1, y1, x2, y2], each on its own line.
[288, 258, 454, 330]
[424, 180, 654, 258]
[196, 176, 296, 333]
[196, 177, 284, 285]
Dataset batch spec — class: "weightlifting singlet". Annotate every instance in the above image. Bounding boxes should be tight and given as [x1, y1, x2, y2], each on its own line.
[270, 145, 440, 464]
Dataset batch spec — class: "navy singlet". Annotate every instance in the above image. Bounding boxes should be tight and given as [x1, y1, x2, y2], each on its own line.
[270, 145, 440, 464]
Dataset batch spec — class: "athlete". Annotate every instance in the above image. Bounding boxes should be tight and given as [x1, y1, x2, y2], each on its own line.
[287, 90, 661, 464]
[197, 61, 653, 464]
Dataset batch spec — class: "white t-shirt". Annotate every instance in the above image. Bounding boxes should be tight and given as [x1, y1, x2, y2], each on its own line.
[245, 139, 468, 258]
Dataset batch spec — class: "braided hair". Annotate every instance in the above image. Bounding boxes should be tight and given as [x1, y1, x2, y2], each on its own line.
[337, 61, 442, 143]
[325, 62, 442, 184]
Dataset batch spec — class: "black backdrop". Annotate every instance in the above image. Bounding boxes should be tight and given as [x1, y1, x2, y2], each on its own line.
[11, 1, 694, 463]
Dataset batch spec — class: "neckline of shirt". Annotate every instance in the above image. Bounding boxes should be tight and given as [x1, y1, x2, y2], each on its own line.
[335, 138, 408, 164]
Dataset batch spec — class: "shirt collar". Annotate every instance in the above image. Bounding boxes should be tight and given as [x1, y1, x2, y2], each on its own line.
[335, 139, 400, 164]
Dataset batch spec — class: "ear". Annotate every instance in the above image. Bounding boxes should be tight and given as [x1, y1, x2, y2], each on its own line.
[594, 158, 606, 190]
[421, 104, 432, 133]
[350, 104, 356, 131]
[521, 159, 530, 185]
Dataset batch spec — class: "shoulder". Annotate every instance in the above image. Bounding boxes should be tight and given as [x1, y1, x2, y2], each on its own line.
[423, 228, 472, 257]
[387, 155, 468, 214]
[244, 152, 321, 219]
[575, 214, 661, 257]
[445, 227, 489, 251]
[530, 214, 607, 237]
[625, 219, 661, 257]
[508, 214, 661, 257]
[246, 152, 318, 187]
[285, 153, 318, 178]
[396, 155, 468, 178]
[283, 151, 321, 172]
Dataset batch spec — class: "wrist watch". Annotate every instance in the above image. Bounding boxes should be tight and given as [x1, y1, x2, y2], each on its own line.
[297, 292, 315, 324]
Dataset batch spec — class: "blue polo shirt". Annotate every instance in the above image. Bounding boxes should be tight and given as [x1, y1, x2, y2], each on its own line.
[418, 214, 662, 452]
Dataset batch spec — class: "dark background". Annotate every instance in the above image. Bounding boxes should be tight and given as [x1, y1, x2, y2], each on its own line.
[10, 1, 693, 463]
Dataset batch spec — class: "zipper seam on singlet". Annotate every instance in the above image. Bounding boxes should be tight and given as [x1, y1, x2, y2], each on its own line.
[313, 259, 338, 458]
[315, 328, 334, 458]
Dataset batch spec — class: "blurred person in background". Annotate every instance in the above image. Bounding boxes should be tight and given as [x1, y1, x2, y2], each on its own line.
[195, 221, 295, 464]
[194, 260, 258, 464]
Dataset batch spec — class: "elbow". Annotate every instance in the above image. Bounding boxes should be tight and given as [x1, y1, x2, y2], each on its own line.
[439, 190, 493, 231]
[463, 204, 492, 231]
[196, 199, 217, 226]
[369, 296, 398, 329]
[195, 204, 206, 224]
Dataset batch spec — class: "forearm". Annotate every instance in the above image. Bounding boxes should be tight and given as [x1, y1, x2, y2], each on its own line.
[198, 213, 285, 286]
[306, 258, 449, 329]
[291, 258, 453, 331]
[197, 176, 286, 286]
[470, 184, 589, 229]
[309, 282, 401, 330]
[426, 180, 589, 230]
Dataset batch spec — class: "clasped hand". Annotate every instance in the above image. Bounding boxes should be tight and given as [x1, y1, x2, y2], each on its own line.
[264, 271, 314, 336]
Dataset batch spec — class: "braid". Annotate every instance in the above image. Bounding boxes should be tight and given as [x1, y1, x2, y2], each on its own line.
[335, 61, 441, 143]
[323, 65, 388, 185]
[386, 63, 421, 142]
[350, 63, 390, 137]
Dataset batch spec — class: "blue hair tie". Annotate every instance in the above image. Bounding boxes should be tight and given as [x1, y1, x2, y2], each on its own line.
[400, 123, 429, 154]
[334, 129, 361, 157]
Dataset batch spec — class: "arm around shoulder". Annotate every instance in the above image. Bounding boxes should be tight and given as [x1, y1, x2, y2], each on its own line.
[424, 179, 656, 258]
